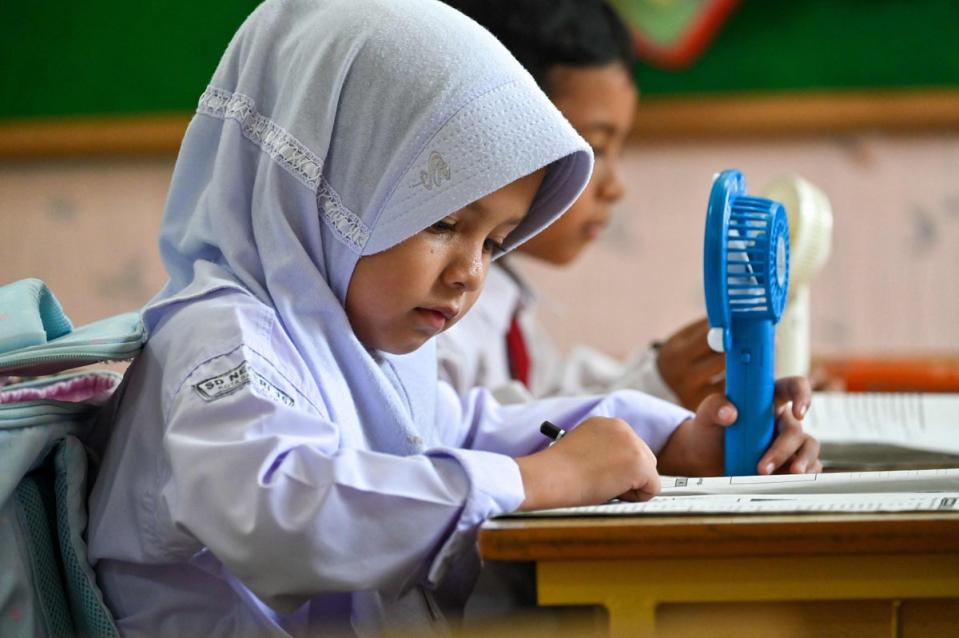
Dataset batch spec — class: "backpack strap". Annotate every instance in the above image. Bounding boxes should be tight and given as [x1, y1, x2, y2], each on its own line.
[0, 279, 73, 355]
[54, 437, 120, 638]
[11, 461, 76, 638]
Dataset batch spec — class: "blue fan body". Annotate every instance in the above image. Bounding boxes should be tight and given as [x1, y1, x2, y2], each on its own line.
[704, 170, 790, 476]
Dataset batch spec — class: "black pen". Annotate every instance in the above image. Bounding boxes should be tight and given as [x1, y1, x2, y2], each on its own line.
[540, 420, 566, 445]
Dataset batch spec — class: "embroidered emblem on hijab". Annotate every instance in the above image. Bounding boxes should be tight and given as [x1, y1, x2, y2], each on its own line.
[194, 361, 295, 407]
[419, 151, 451, 190]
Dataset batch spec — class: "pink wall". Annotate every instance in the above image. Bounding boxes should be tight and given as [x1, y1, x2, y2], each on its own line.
[0, 159, 171, 324]
[499, 132, 959, 357]
[2, 132, 958, 358]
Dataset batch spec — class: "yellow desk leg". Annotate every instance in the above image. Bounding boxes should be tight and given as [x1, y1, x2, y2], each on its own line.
[536, 553, 959, 638]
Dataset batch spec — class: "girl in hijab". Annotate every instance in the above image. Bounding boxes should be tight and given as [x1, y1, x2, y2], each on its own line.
[87, 0, 818, 636]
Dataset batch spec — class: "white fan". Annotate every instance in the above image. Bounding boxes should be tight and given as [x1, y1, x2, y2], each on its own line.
[760, 175, 833, 378]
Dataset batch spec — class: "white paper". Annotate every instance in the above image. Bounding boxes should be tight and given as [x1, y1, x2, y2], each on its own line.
[805, 393, 959, 452]
[660, 468, 959, 496]
[506, 492, 959, 517]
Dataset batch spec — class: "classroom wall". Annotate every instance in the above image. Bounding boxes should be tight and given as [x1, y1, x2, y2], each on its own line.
[3, 0, 957, 359]
[3, 131, 958, 358]
[0, 159, 171, 323]
[521, 132, 959, 357]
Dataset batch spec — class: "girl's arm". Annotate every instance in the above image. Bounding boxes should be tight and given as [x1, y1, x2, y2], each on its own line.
[436, 380, 691, 458]
[160, 359, 523, 612]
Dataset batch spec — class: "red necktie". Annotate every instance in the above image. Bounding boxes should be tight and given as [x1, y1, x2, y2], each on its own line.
[506, 311, 530, 387]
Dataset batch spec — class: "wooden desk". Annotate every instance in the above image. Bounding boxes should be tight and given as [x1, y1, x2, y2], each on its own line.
[479, 512, 959, 637]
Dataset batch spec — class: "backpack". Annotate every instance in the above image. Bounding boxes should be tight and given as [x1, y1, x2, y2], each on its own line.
[0, 278, 144, 638]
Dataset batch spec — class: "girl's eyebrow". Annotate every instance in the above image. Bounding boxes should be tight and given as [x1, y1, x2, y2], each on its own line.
[582, 121, 618, 137]
[470, 199, 526, 224]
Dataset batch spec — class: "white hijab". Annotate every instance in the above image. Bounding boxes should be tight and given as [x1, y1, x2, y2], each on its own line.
[144, 0, 592, 455]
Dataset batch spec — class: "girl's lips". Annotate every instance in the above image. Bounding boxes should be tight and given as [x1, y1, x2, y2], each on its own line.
[415, 308, 449, 332]
[583, 220, 608, 240]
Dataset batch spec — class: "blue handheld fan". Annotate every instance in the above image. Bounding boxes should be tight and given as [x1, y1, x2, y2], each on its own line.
[704, 170, 790, 476]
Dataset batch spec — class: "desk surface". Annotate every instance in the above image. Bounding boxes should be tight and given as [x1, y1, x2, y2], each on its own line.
[479, 512, 959, 562]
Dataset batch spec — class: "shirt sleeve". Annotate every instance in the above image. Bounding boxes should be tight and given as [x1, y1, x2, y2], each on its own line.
[156, 348, 523, 611]
[427, 380, 690, 583]
[436, 380, 692, 459]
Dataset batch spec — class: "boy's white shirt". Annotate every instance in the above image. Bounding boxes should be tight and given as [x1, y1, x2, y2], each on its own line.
[438, 260, 679, 404]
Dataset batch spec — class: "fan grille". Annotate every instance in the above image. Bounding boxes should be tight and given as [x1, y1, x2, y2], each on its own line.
[727, 196, 788, 319]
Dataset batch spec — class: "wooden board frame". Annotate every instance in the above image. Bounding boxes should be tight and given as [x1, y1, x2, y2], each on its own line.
[3, 89, 959, 158]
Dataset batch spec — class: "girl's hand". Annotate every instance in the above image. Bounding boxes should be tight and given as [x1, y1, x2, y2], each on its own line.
[765, 376, 822, 475]
[514, 416, 661, 511]
[657, 376, 822, 477]
[656, 317, 725, 410]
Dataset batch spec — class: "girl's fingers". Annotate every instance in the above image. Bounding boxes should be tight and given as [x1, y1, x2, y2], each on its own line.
[619, 472, 661, 502]
[697, 393, 737, 425]
[699, 380, 725, 406]
[787, 435, 821, 474]
[758, 415, 805, 474]
[774, 376, 812, 418]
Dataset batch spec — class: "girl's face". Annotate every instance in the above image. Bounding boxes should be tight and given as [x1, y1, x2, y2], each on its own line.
[518, 62, 637, 265]
[346, 169, 546, 354]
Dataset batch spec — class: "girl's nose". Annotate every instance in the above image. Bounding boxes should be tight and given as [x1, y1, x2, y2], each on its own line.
[598, 160, 626, 204]
[443, 247, 485, 291]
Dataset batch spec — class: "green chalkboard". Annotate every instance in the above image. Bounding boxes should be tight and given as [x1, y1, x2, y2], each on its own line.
[2, 0, 958, 121]
[634, 0, 959, 96]
[1, 1, 260, 119]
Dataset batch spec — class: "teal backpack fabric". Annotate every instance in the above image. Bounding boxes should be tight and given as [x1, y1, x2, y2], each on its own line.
[0, 279, 144, 638]
[0, 278, 73, 354]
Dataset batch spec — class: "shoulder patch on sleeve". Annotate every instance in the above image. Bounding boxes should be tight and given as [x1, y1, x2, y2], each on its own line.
[193, 361, 295, 407]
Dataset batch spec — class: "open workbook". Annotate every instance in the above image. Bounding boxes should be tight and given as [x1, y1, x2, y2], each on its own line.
[804, 391, 959, 469]
[504, 392, 959, 517]
[503, 469, 959, 517]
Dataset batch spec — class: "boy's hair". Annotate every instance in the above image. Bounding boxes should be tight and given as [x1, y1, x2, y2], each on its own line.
[444, 0, 635, 94]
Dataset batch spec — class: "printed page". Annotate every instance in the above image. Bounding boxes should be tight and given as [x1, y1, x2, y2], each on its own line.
[805, 392, 959, 454]
[505, 492, 959, 517]
[659, 468, 959, 496]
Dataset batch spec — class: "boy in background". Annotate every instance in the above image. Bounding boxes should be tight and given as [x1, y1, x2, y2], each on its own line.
[439, 0, 724, 410]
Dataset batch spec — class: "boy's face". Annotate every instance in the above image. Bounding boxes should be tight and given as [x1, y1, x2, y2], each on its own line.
[346, 169, 546, 354]
[519, 62, 637, 265]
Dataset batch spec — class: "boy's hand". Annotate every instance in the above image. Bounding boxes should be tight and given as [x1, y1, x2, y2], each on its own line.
[656, 317, 725, 410]
[515, 416, 661, 511]
[657, 376, 822, 477]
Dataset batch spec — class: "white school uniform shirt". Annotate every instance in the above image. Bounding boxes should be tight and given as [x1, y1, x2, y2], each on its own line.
[88, 280, 690, 637]
[438, 260, 679, 403]
[84, 0, 692, 636]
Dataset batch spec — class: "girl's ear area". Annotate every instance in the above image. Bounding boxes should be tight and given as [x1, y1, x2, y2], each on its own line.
[341, 247, 384, 311]
[497, 147, 593, 254]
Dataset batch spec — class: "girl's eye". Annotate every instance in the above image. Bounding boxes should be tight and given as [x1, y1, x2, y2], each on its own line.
[484, 238, 506, 256]
[429, 220, 456, 233]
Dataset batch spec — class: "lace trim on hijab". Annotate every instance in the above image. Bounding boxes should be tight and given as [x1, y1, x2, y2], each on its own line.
[197, 86, 371, 251]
